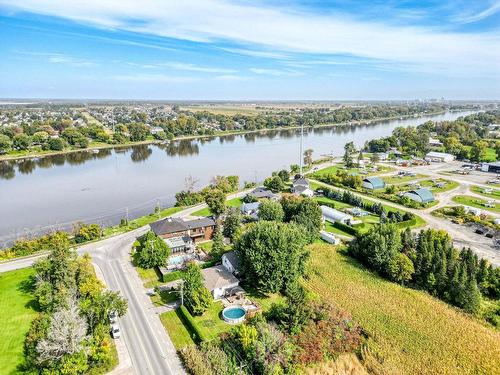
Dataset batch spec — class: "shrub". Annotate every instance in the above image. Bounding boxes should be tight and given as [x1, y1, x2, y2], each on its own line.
[74, 223, 102, 243]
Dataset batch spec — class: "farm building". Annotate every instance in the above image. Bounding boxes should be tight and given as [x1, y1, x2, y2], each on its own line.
[481, 162, 500, 174]
[362, 176, 385, 190]
[403, 188, 435, 204]
[320, 230, 341, 245]
[425, 151, 455, 163]
[320, 205, 353, 224]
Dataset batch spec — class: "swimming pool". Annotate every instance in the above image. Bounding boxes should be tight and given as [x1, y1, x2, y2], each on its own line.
[222, 305, 246, 324]
[168, 254, 191, 265]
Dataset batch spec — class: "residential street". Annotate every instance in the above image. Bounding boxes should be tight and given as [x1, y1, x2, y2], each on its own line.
[0, 190, 250, 374]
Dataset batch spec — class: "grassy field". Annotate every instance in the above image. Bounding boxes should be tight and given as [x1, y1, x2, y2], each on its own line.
[180, 105, 263, 115]
[0, 268, 38, 375]
[312, 163, 393, 179]
[160, 310, 196, 349]
[192, 197, 243, 217]
[305, 243, 500, 375]
[382, 173, 427, 185]
[463, 146, 497, 162]
[452, 195, 500, 213]
[419, 178, 460, 193]
[103, 206, 183, 237]
[471, 185, 500, 199]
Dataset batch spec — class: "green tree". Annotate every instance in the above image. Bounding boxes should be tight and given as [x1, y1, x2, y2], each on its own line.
[470, 140, 488, 162]
[136, 231, 171, 269]
[303, 148, 314, 166]
[183, 263, 212, 315]
[343, 142, 356, 168]
[74, 223, 102, 243]
[290, 198, 322, 242]
[127, 122, 150, 141]
[204, 188, 226, 218]
[258, 199, 285, 222]
[210, 226, 225, 260]
[277, 169, 290, 182]
[45, 137, 65, 151]
[235, 221, 309, 293]
[387, 253, 415, 285]
[290, 164, 300, 174]
[223, 207, 241, 241]
[0, 134, 12, 154]
[13, 133, 32, 150]
[263, 175, 285, 193]
[32, 131, 49, 145]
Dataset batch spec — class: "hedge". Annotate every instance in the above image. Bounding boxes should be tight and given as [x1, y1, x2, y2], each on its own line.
[333, 221, 359, 236]
[395, 218, 417, 229]
[177, 305, 208, 343]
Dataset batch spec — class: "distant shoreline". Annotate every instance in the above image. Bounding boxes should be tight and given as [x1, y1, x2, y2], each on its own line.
[0, 109, 466, 162]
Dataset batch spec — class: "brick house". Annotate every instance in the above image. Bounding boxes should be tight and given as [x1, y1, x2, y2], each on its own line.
[150, 217, 216, 243]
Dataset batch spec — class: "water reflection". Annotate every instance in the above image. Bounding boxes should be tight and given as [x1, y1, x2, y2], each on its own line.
[131, 145, 153, 163]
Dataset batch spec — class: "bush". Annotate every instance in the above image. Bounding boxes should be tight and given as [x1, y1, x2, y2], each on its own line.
[333, 221, 358, 236]
[74, 223, 102, 243]
[177, 305, 207, 342]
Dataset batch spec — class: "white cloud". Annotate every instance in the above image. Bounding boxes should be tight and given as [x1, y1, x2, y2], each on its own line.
[158, 62, 236, 74]
[2, 0, 499, 76]
[112, 74, 198, 83]
[454, 1, 500, 23]
[15, 51, 97, 67]
[213, 74, 248, 81]
[250, 68, 302, 77]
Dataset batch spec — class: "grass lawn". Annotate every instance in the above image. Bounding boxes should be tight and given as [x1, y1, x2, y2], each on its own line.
[191, 301, 232, 340]
[160, 310, 196, 349]
[324, 222, 354, 238]
[382, 173, 427, 185]
[452, 195, 500, 214]
[471, 185, 500, 199]
[151, 290, 179, 307]
[306, 243, 500, 375]
[312, 163, 393, 179]
[192, 197, 243, 217]
[419, 179, 459, 193]
[463, 146, 497, 162]
[103, 206, 183, 237]
[0, 268, 38, 375]
[197, 240, 213, 253]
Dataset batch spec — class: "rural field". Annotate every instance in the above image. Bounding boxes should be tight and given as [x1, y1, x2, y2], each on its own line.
[0, 268, 38, 375]
[305, 243, 500, 375]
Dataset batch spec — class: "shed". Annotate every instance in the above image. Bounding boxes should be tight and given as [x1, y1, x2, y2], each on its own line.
[320, 205, 353, 224]
[425, 152, 455, 163]
[403, 188, 435, 203]
[320, 231, 341, 245]
[362, 176, 385, 190]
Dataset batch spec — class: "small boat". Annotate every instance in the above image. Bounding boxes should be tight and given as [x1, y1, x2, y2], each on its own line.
[92, 149, 100, 154]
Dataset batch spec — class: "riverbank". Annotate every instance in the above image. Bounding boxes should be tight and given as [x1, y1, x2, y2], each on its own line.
[0, 109, 456, 162]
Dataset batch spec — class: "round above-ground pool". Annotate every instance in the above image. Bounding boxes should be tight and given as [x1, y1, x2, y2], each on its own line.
[222, 305, 246, 324]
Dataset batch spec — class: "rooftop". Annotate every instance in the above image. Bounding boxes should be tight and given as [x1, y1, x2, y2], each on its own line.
[202, 265, 240, 292]
[150, 216, 216, 235]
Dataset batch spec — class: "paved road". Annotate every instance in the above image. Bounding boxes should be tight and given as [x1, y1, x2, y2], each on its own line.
[0, 190, 251, 374]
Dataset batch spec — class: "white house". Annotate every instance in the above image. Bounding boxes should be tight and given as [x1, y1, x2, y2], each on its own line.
[425, 151, 455, 163]
[320, 205, 353, 224]
[320, 230, 341, 245]
[240, 202, 260, 219]
[202, 265, 240, 300]
[292, 185, 314, 197]
[222, 251, 240, 275]
[464, 206, 482, 216]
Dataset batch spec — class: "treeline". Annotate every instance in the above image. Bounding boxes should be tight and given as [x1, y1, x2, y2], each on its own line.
[364, 110, 500, 161]
[0, 223, 102, 260]
[175, 175, 239, 206]
[23, 239, 127, 373]
[349, 225, 499, 320]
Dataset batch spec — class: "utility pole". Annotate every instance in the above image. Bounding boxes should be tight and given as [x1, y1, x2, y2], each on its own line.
[125, 207, 129, 224]
[156, 199, 161, 218]
[299, 122, 304, 176]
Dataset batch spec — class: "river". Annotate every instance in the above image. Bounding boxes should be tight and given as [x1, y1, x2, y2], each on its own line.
[0, 110, 477, 244]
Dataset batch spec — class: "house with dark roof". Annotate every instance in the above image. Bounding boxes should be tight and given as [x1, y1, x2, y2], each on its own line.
[150, 217, 216, 242]
[403, 188, 435, 204]
[222, 251, 241, 275]
[292, 177, 313, 197]
[248, 187, 280, 200]
[362, 176, 385, 190]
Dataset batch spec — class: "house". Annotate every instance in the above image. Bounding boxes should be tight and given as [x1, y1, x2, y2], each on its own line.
[425, 151, 455, 163]
[320, 230, 341, 245]
[292, 184, 314, 197]
[403, 188, 435, 204]
[248, 187, 279, 200]
[464, 206, 482, 216]
[222, 251, 240, 275]
[150, 217, 216, 243]
[428, 137, 443, 147]
[164, 236, 194, 253]
[377, 152, 389, 161]
[240, 202, 260, 219]
[202, 265, 240, 300]
[320, 205, 353, 224]
[292, 177, 314, 197]
[362, 176, 385, 190]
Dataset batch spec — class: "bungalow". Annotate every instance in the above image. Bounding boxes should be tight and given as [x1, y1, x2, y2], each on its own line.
[150, 217, 216, 243]
[403, 188, 435, 204]
[222, 251, 240, 275]
[240, 202, 260, 219]
[292, 177, 314, 197]
[202, 265, 240, 300]
[362, 176, 385, 190]
[249, 187, 280, 200]
[464, 206, 482, 216]
[428, 137, 443, 147]
[321, 205, 353, 224]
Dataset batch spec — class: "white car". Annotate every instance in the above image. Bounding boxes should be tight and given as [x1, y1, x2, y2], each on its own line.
[111, 324, 121, 339]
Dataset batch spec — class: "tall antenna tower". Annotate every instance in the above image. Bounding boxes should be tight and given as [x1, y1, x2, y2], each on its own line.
[299, 122, 304, 175]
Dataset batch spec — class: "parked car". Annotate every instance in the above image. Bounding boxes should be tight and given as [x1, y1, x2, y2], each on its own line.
[109, 311, 118, 324]
[111, 324, 121, 339]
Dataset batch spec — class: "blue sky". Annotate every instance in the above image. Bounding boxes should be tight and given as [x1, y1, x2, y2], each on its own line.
[0, 0, 499, 100]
